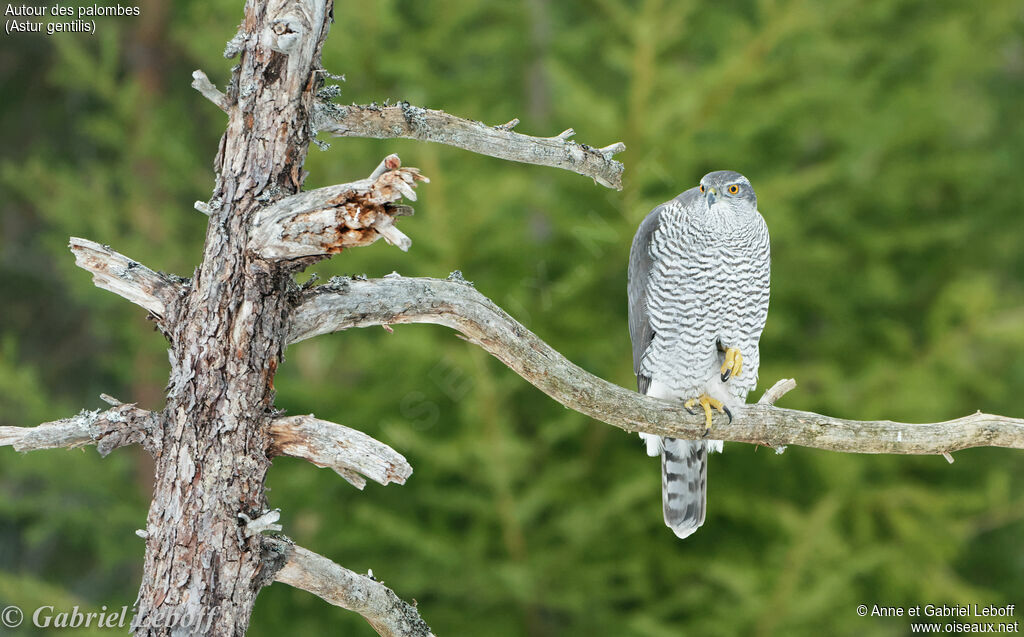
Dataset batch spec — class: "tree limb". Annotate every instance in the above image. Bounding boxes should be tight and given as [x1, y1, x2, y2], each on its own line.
[266, 538, 434, 637]
[0, 400, 414, 482]
[69, 237, 185, 320]
[288, 276, 1024, 457]
[758, 378, 797, 406]
[248, 154, 426, 260]
[313, 101, 625, 190]
[0, 398, 160, 456]
[191, 69, 229, 113]
[269, 414, 413, 489]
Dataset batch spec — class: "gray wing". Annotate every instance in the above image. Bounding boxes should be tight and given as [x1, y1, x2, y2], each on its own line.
[630, 191, 710, 541]
[627, 205, 662, 395]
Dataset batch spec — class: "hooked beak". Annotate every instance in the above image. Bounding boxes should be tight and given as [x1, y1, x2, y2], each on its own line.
[706, 187, 718, 207]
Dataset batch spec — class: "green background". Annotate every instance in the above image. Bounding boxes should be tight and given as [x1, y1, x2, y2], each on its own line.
[2, 0, 1023, 634]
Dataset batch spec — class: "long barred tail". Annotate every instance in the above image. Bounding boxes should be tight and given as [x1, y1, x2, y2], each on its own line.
[661, 437, 707, 539]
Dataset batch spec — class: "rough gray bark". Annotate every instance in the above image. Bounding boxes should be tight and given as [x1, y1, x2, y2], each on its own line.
[289, 276, 1024, 457]
[131, 0, 333, 633]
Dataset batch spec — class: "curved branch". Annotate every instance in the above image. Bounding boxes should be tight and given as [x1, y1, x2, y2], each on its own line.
[289, 276, 1024, 457]
[266, 538, 434, 637]
[313, 102, 625, 190]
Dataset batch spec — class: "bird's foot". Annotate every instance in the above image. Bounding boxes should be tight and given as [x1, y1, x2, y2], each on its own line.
[683, 394, 732, 437]
[720, 348, 743, 382]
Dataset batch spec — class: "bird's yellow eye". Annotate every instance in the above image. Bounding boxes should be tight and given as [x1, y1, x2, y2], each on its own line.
[699, 184, 705, 193]
[728, 184, 740, 195]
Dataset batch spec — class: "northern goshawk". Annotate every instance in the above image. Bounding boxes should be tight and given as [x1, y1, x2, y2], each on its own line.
[628, 170, 770, 539]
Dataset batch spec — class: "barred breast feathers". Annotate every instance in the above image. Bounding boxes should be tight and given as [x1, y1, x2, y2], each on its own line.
[641, 189, 770, 400]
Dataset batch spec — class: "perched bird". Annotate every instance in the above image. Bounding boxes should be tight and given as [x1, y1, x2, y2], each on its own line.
[627, 171, 770, 539]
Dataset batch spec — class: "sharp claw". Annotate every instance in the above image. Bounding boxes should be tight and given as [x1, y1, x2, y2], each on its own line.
[721, 348, 743, 382]
[723, 406, 733, 425]
[702, 427, 711, 439]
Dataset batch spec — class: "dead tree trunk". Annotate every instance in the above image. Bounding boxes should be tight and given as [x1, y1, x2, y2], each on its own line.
[133, 0, 334, 631]
[32, 0, 621, 633]
[5, 1, 1021, 636]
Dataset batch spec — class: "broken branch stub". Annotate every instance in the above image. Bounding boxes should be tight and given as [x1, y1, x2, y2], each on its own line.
[248, 154, 427, 260]
[268, 414, 413, 489]
[68, 238, 185, 319]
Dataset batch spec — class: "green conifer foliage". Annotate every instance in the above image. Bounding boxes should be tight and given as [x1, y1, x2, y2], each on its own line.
[2, 1, 1022, 634]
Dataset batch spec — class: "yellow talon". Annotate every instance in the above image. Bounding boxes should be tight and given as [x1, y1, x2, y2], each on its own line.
[683, 394, 731, 436]
[721, 348, 743, 382]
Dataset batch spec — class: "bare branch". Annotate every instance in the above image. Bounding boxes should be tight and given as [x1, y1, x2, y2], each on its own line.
[69, 237, 185, 319]
[191, 69, 229, 113]
[289, 277, 1024, 457]
[267, 538, 434, 637]
[758, 378, 797, 406]
[248, 155, 426, 260]
[268, 414, 413, 489]
[0, 399, 160, 456]
[313, 102, 625, 190]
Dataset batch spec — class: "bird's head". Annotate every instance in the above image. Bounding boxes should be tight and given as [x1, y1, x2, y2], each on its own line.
[698, 171, 757, 214]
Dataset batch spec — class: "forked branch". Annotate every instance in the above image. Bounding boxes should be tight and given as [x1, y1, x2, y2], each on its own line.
[289, 276, 1024, 457]
[266, 538, 434, 637]
[313, 102, 625, 190]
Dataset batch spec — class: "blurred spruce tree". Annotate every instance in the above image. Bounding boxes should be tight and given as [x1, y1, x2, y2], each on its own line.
[1, 0, 1022, 635]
